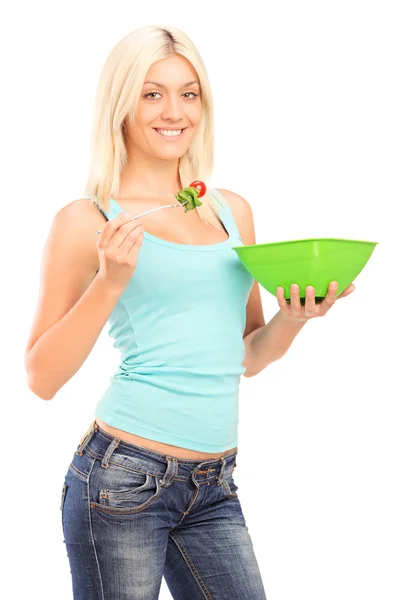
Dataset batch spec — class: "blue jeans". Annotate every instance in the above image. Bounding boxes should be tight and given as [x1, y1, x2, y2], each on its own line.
[60, 420, 267, 599]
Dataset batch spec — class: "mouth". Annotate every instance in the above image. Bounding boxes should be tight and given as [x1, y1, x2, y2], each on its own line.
[153, 127, 188, 140]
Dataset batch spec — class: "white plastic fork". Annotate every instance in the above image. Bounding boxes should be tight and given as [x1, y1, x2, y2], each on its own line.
[96, 200, 189, 234]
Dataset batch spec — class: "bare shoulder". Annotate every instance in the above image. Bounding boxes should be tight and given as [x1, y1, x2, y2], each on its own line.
[214, 188, 255, 245]
[215, 188, 251, 209]
[58, 196, 105, 228]
[55, 197, 106, 267]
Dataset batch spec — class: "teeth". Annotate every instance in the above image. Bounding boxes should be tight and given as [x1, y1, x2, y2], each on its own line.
[156, 129, 183, 136]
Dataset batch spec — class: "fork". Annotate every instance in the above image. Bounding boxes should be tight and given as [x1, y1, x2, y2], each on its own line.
[96, 200, 189, 234]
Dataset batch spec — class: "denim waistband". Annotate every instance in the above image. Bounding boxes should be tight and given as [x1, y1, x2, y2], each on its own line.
[76, 420, 238, 483]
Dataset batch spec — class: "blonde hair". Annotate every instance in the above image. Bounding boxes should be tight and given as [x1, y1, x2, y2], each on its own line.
[83, 24, 227, 229]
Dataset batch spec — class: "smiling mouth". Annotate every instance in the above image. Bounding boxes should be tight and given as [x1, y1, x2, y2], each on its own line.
[153, 127, 188, 137]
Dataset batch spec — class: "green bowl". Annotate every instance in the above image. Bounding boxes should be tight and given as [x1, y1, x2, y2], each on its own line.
[232, 238, 378, 305]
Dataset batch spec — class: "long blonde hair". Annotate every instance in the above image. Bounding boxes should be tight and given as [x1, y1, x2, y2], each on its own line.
[83, 24, 227, 229]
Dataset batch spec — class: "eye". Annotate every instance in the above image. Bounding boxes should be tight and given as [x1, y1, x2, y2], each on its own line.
[144, 92, 162, 101]
[183, 92, 199, 101]
[144, 92, 199, 101]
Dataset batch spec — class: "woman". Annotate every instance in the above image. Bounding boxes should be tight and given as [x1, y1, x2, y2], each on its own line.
[25, 25, 354, 599]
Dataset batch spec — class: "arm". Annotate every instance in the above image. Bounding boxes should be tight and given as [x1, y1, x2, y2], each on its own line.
[24, 200, 122, 400]
[242, 311, 307, 377]
[216, 188, 308, 378]
[242, 276, 357, 375]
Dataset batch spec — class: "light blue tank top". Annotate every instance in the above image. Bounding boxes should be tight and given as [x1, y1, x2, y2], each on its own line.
[92, 188, 254, 452]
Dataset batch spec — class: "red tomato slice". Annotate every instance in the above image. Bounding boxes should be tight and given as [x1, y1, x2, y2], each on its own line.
[189, 180, 206, 198]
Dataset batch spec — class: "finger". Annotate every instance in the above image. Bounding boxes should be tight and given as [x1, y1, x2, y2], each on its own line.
[337, 283, 356, 298]
[290, 284, 302, 319]
[112, 215, 144, 249]
[125, 224, 145, 253]
[319, 281, 338, 315]
[276, 286, 291, 316]
[304, 286, 316, 318]
[98, 213, 130, 247]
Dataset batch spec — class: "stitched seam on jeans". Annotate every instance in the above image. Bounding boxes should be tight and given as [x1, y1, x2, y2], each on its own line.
[87, 457, 105, 600]
[69, 462, 89, 482]
[88, 430, 238, 464]
[85, 447, 234, 481]
[169, 532, 212, 599]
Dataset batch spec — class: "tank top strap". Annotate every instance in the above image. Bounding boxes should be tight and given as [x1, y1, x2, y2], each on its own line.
[83, 195, 110, 221]
[208, 188, 242, 241]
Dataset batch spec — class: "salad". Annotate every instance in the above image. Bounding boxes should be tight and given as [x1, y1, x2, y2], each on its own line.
[175, 180, 206, 212]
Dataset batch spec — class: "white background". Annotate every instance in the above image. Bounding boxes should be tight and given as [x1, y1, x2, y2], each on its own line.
[2, 1, 399, 598]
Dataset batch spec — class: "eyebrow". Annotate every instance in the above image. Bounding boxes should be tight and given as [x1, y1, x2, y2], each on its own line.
[143, 80, 200, 88]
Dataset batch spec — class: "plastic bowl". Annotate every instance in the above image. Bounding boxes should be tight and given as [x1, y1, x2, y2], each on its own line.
[232, 238, 378, 305]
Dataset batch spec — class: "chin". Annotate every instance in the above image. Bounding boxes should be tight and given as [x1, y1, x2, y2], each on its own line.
[154, 149, 189, 160]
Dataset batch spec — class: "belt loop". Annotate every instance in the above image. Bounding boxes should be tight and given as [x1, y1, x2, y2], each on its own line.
[217, 457, 227, 486]
[75, 419, 98, 456]
[101, 437, 121, 469]
[160, 456, 178, 488]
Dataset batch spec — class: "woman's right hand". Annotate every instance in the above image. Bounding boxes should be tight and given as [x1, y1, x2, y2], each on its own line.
[96, 213, 145, 291]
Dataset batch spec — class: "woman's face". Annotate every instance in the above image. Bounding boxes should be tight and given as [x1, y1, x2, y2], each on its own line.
[124, 54, 202, 160]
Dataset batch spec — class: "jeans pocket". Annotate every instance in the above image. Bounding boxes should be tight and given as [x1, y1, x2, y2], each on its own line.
[90, 464, 162, 515]
[60, 482, 68, 537]
[60, 482, 68, 510]
[223, 472, 238, 498]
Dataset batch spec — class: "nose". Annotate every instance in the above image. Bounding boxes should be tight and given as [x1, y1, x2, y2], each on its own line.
[161, 94, 184, 122]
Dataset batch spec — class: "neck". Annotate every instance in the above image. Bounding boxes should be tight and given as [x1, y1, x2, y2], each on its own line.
[118, 149, 182, 199]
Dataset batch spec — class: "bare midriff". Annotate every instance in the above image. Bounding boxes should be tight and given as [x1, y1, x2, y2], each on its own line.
[94, 418, 237, 460]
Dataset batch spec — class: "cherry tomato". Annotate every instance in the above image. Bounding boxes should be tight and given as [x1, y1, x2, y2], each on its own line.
[189, 180, 206, 198]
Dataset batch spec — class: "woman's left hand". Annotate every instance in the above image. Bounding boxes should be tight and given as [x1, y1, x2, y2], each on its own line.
[276, 281, 356, 323]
